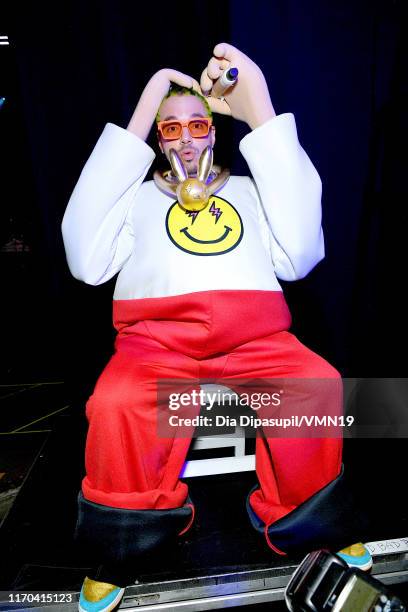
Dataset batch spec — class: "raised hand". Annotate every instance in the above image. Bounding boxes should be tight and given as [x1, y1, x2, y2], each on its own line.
[200, 43, 276, 129]
[127, 69, 201, 141]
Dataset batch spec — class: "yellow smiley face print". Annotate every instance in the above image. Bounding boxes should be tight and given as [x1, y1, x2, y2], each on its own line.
[166, 196, 244, 256]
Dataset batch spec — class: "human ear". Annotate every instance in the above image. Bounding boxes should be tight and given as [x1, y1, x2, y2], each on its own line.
[211, 126, 216, 148]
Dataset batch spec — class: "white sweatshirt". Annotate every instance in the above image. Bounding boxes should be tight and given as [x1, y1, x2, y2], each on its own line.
[61, 113, 324, 300]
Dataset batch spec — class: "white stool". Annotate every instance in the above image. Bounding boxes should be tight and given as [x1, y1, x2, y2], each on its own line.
[181, 384, 255, 477]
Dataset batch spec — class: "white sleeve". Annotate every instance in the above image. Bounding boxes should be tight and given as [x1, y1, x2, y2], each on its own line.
[61, 123, 155, 285]
[239, 113, 324, 281]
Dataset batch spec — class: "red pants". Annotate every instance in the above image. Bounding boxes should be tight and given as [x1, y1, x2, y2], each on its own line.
[81, 290, 342, 550]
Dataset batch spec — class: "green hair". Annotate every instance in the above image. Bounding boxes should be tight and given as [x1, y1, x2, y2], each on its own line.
[155, 84, 212, 122]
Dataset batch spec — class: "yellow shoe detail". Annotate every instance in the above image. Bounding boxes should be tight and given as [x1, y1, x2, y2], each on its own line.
[82, 577, 119, 602]
[339, 542, 366, 557]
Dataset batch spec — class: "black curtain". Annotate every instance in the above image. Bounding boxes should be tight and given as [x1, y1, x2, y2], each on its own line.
[2, 0, 406, 383]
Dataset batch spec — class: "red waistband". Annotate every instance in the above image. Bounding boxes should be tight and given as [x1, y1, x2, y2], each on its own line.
[113, 290, 291, 359]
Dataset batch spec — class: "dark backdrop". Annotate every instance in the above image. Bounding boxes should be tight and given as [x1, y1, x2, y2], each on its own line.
[1, 0, 406, 387]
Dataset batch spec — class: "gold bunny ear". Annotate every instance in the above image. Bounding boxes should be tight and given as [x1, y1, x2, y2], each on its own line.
[197, 146, 213, 183]
[169, 148, 188, 182]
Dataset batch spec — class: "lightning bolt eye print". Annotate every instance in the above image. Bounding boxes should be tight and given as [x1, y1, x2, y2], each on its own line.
[209, 201, 222, 223]
[166, 196, 244, 256]
[187, 210, 199, 224]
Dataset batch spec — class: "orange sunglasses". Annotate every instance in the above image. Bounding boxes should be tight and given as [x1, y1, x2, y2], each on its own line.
[157, 117, 212, 141]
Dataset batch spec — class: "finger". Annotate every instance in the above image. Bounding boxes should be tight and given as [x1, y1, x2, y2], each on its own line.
[213, 42, 240, 61]
[207, 57, 228, 80]
[164, 69, 195, 89]
[191, 78, 202, 94]
[205, 96, 231, 116]
[200, 59, 230, 94]
[200, 67, 213, 94]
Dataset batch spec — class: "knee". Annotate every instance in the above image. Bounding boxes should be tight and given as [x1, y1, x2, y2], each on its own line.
[85, 382, 136, 423]
[316, 358, 341, 380]
[301, 352, 341, 380]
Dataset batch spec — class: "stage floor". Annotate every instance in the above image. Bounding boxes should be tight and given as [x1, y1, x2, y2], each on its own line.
[0, 382, 407, 609]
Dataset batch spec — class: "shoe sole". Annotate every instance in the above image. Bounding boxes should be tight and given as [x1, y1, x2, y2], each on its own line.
[339, 557, 373, 571]
[78, 587, 125, 612]
[351, 559, 373, 571]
